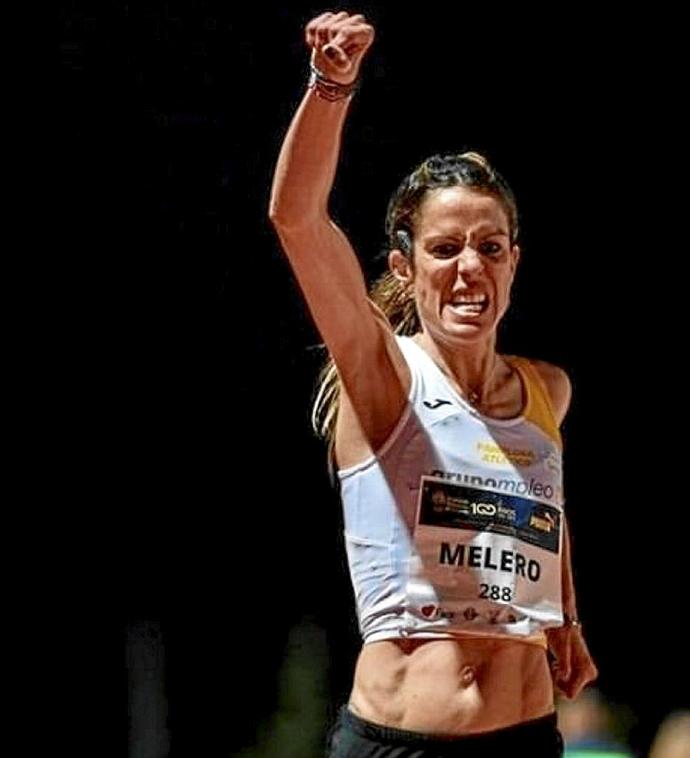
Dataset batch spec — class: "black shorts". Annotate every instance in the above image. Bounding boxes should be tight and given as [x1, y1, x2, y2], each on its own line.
[326, 705, 564, 758]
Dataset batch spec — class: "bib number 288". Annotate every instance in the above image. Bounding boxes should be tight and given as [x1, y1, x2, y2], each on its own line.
[479, 584, 512, 602]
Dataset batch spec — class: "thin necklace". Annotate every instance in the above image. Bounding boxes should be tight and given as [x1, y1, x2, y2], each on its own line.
[437, 355, 499, 409]
[467, 388, 482, 407]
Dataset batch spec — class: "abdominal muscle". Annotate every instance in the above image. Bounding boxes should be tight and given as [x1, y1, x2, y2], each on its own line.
[348, 636, 555, 735]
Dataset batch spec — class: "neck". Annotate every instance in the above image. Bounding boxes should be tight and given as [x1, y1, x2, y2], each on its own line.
[414, 331, 500, 407]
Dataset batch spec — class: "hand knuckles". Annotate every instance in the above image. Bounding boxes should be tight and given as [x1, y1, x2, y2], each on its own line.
[309, 12, 333, 26]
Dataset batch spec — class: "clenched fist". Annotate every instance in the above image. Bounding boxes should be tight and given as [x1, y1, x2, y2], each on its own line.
[546, 624, 599, 700]
[305, 11, 375, 84]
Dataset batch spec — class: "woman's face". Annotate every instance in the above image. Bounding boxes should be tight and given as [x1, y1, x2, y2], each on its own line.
[392, 185, 520, 347]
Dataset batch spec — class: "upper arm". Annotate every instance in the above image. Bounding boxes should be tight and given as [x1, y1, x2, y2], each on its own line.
[271, 217, 373, 356]
[270, 216, 411, 443]
[532, 360, 572, 428]
[532, 363, 580, 617]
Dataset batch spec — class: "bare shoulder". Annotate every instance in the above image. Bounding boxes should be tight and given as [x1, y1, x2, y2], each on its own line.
[528, 359, 572, 427]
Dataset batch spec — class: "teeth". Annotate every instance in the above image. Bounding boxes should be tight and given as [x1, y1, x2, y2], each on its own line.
[451, 293, 486, 305]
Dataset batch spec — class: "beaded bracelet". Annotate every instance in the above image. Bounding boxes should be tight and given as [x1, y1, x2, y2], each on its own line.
[307, 58, 360, 102]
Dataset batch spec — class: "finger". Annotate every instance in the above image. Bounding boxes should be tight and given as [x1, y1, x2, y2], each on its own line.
[316, 11, 348, 49]
[321, 43, 352, 73]
[343, 13, 367, 23]
[327, 12, 364, 35]
[561, 632, 573, 680]
[329, 24, 375, 45]
[305, 12, 335, 49]
[567, 669, 589, 700]
[556, 670, 578, 700]
[328, 25, 375, 58]
[305, 12, 332, 33]
[561, 653, 597, 700]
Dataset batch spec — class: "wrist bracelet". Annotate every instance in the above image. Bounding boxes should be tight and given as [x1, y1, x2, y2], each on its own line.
[308, 59, 360, 102]
[563, 613, 581, 628]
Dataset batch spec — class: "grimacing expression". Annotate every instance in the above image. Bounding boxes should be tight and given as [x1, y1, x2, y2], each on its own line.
[392, 185, 520, 346]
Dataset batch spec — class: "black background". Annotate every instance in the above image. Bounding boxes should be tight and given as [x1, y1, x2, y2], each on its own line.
[57, 2, 687, 755]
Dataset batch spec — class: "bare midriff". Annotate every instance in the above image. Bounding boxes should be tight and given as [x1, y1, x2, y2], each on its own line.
[348, 637, 555, 735]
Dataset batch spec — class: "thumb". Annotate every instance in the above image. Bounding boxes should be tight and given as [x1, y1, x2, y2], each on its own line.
[321, 43, 353, 74]
[560, 632, 573, 680]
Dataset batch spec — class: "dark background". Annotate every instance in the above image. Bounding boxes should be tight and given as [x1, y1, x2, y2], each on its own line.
[57, 2, 687, 756]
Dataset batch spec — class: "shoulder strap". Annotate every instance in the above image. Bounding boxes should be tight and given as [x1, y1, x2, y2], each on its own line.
[507, 356, 563, 450]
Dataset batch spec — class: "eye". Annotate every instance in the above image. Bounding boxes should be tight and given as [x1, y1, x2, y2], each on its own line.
[432, 244, 459, 258]
[479, 240, 503, 256]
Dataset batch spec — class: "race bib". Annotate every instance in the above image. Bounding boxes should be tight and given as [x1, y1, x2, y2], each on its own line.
[409, 475, 564, 635]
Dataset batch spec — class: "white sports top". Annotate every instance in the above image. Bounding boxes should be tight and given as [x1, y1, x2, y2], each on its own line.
[337, 335, 565, 647]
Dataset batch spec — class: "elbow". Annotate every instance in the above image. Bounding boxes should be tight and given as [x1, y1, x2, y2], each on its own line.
[268, 201, 326, 232]
[267, 193, 281, 224]
[268, 179, 329, 229]
[268, 194, 293, 228]
[268, 209, 296, 233]
[268, 202, 289, 228]
[267, 186, 282, 222]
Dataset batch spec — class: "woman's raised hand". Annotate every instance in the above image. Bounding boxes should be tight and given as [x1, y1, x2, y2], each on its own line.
[305, 11, 375, 84]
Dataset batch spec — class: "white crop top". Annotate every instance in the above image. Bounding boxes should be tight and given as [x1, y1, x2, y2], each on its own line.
[337, 335, 565, 647]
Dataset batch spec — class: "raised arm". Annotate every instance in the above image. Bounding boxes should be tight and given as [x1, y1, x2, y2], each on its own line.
[269, 12, 371, 229]
[269, 12, 409, 448]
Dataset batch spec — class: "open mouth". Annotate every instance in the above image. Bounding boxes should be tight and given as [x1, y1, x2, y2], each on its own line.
[448, 293, 488, 317]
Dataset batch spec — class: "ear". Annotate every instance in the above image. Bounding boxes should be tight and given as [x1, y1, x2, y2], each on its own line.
[389, 248, 414, 286]
[509, 244, 521, 277]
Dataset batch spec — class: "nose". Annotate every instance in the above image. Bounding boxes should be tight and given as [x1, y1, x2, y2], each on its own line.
[456, 246, 484, 277]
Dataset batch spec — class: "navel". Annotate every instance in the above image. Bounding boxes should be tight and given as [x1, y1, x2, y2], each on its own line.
[460, 664, 476, 687]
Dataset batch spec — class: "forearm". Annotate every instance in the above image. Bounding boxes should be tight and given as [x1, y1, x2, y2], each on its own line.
[269, 86, 353, 227]
[548, 515, 598, 698]
[561, 516, 578, 620]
